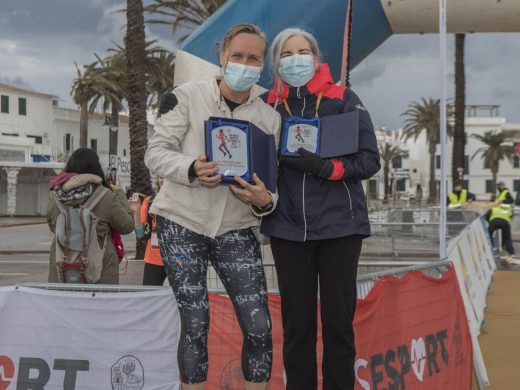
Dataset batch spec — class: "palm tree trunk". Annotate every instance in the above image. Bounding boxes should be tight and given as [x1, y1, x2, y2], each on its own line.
[452, 33, 466, 187]
[429, 145, 437, 203]
[79, 100, 89, 148]
[492, 162, 498, 190]
[109, 104, 119, 156]
[383, 165, 389, 201]
[126, 0, 153, 259]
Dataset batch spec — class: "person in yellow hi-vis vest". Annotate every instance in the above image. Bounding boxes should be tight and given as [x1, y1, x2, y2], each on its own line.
[485, 181, 516, 258]
[446, 182, 476, 236]
[447, 181, 475, 209]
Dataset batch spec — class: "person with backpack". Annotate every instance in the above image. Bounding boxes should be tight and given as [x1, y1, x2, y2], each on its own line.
[128, 176, 167, 286]
[46, 148, 134, 284]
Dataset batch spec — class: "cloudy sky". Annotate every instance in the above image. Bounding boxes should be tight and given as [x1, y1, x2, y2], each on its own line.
[1, 0, 519, 130]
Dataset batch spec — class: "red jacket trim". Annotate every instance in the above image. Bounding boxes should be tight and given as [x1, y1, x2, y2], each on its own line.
[328, 159, 345, 181]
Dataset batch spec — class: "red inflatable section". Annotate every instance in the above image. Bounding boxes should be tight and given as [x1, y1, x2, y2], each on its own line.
[206, 266, 472, 389]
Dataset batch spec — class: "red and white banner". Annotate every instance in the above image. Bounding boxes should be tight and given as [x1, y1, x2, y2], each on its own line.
[206, 267, 473, 389]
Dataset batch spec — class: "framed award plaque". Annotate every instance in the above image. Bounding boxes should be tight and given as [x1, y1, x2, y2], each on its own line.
[281, 116, 321, 157]
[205, 117, 277, 192]
[280, 110, 360, 158]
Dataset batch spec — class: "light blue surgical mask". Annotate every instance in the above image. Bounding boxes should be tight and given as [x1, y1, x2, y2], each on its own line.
[223, 61, 262, 92]
[278, 54, 316, 87]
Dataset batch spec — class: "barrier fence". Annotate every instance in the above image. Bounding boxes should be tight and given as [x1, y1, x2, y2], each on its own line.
[1, 212, 495, 389]
[5, 259, 473, 390]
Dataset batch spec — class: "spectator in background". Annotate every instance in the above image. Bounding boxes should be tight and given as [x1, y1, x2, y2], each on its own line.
[47, 148, 134, 284]
[129, 176, 167, 286]
[486, 181, 516, 260]
[447, 181, 476, 208]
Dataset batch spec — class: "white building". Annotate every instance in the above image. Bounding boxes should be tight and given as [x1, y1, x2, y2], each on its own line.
[0, 83, 131, 216]
[370, 105, 520, 202]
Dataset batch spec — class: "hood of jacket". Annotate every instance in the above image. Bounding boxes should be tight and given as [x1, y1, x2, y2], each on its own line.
[52, 174, 103, 206]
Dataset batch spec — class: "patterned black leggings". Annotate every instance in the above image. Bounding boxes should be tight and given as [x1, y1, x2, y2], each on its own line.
[156, 216, 272, 384]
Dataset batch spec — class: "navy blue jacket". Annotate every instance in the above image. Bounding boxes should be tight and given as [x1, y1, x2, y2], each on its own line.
[261, 64, 380, 242]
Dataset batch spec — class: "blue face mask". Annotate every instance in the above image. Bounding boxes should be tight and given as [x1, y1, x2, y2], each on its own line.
[223, 61, 262, 92]
[278, 54, 316, 87]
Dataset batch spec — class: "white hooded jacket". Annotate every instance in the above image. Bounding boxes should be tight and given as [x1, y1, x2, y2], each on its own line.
[145, 77, 280, 238]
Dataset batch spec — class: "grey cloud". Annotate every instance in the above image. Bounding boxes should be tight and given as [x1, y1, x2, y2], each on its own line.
[351, 62, 387, 87]
[0, 1, 518, 131]
[0, 76, 32, 90]
[0, 0, 106, 36]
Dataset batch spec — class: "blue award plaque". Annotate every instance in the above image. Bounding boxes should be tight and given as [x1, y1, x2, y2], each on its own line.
[205, 117, 277, 191]
[281, 116, 321, 157]
[281, 110, 360, 158]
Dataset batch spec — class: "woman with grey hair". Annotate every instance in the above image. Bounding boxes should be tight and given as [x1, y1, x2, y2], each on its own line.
[261, 28, 380, 389]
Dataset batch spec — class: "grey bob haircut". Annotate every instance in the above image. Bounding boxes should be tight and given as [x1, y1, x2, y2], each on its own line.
[269, 28, 321, 79]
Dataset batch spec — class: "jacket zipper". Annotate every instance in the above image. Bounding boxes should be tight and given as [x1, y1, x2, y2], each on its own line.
[342, 181, 354, 218]
[299, 92, 308, 241]
[302, 173, 307, 241]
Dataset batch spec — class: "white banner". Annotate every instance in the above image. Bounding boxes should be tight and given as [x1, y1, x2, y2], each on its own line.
[0, 286, 181, 390]
[447, 215, 495, 386]
[448, 216, 496, 334]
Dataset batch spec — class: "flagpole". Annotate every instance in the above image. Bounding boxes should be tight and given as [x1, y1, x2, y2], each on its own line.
[439, 0, 448, 260]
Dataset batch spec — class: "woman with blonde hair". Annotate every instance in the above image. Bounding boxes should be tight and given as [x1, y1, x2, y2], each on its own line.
[145, 23, 280, 389]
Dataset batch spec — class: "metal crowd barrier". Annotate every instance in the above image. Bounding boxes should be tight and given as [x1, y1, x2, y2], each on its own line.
[18, 260, 452, 299]
[356, 260, 451, 299]
[363, 222, 466, 258]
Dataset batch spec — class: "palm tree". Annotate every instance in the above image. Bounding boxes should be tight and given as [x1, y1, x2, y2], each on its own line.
[146, 49, 175, 109]
[145, 0, 227, 42]
[401, 98, 453, 204]
[104, 41, 174, 110]
[452, 33, 466, 187]
[379, 142, 409, 201]
[471, 131, 515, 190]
[71, 62, 121, 148]
[126, 0, 153, 258]
[90, 52, 127, 156]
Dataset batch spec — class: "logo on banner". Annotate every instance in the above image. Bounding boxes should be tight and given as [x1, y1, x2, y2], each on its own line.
[0, 356, 15, 390]
[410, 338, 426, 381]
[111, 356, 144, 390]
[220, 358, 245, 389]
[354, 329, 450, 389]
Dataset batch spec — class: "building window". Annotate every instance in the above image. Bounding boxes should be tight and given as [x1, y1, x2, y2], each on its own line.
[65, 133, 72, 152]
[436, 155, 440, 169]
[485, 180, 494, 193]
[18, 98, 26, 115]
[514, 180, 520, 193]
[464, 155, 470, 175]
[514, 156, 519, 168]
[0, 148, 25, 162]
[396, 178, 406, 192]
[27, 134, 42, 144]
[1, 95, 8, 113]
[90, 139, 97, 152]
[123, 149, 126, 157]
[369, 179, 377, 197]
[484, 159, 490, 169]
[392, 156, 402, 169]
